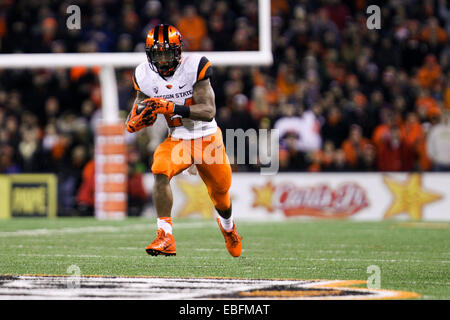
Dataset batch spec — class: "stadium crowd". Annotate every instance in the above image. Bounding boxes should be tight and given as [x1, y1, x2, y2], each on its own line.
[1, 0, 450, 214]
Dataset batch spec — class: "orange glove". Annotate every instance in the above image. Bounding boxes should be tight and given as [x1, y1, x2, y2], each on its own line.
[126, 103, 157, 133]
[142, 97, 175, 115]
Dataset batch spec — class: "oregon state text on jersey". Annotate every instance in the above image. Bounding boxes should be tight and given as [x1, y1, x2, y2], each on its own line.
[133, 53, 217, 140]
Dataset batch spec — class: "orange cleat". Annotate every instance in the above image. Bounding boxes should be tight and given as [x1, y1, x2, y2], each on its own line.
[145, 229, 176, 256]
[217, 218, 242, 257]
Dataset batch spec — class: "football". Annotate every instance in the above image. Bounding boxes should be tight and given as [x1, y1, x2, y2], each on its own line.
[136, 102, 146, 115]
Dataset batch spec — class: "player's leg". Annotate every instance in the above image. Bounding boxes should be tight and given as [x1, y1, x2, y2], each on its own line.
[195, 129, 242, 257]
[145, 137, 192, 256]
[153, 173, 173, 228]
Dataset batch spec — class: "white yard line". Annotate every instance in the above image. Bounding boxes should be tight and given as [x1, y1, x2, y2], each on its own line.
[0, 221, 215, 237]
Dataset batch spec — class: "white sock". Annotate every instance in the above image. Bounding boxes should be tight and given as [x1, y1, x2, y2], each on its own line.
[157, 218, 173, 234]
[219, 213, 234, 231]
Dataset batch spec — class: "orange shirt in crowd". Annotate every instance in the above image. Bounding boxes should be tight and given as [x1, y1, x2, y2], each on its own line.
[70, 66, 101, 82]
[372, 124, 391, 149]
[307, 163, 321, 172]
[444, 86, 450, 110]
[401, 121, 423, 146]
[341, 138, 371, 166]
[416, 63, 441, 89]
[271, 0, 290, 15]
[401, 120, 432, 170]
[416, 96, 438, 115]
[276, 73, 298, 97]
[420, 26, 448, 44]
[177, 15, 207, 50]
[76, 159, 95, 206]
[305, 150, 321, 172]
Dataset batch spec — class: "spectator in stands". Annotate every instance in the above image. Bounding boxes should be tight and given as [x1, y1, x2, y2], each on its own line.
[372, 109, 397, 149]
[323, 0, 350, 31]
[176, 5, 207, 51]
[420, 17, 448, 46]
[17, 126, 46, 172]
[356, 144, 377, 172]
[415, 88, 440, 122]
[321, 106, 348, 149]
[208, 16, 231, 51]
[426, 111, 450, 171]
[4, 114, 20, 148]
[416, 54, 442, 89]
[76, 159, 95, 216]
[279, 135, 307, 172]
[376, 126, 415, 172]
[276, 64, 299, 99]
[0, 145, 21, 174]
[401, 112, 431, 170]
[228, 93, 256, 131]
[341, 124, 372, 168]
[328, 149, 352, 172]
[312, 140, 335, 172]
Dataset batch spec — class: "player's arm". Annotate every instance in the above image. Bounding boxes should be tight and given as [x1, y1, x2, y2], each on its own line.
[186, 78, 216, 121]
[186, 56, 215, 121]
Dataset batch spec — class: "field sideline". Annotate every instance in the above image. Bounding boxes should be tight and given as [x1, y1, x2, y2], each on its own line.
[0, 218, 448, 299]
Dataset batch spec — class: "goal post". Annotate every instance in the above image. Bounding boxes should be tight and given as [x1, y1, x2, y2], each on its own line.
[0, 0, 272, 219]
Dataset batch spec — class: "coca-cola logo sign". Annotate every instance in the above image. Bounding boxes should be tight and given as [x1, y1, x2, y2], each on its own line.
[252, 182, 369, 218]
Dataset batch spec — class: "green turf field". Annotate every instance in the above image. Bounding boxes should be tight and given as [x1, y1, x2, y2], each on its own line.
[0, 218, 448, 299]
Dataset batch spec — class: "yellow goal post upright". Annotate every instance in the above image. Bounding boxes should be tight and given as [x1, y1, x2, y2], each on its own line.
[0, 0, 272, 219]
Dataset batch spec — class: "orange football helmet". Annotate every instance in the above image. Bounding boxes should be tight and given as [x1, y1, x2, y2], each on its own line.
[145, 24, 183, 77]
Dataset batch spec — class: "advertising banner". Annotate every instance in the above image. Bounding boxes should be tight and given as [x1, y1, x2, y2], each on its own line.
[143, 172, 450, 221]
[0, 174, 57, 219]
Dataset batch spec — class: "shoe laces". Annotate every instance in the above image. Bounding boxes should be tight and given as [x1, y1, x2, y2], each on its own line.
[228, 230, 242, 246]
[154, 229, 165, 242]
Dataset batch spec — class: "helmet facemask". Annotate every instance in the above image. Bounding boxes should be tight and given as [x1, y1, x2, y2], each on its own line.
[146, 43, 182, 77]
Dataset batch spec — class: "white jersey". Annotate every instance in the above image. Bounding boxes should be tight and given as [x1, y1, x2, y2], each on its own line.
[133, 53, 217, 140]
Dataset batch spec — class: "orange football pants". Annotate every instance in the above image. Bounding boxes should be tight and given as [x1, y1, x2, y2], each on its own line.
[151, 128, 232, 211]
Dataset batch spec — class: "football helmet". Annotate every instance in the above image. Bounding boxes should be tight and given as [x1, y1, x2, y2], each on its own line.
[145, 24, 183, 77]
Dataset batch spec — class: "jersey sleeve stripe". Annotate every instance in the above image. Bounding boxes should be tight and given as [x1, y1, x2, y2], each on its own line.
[132, 72, 141, 91]
[197, 61, 212, 81]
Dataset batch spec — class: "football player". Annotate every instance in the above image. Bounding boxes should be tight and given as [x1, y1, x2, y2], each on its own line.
[126, 24, 242, 257]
